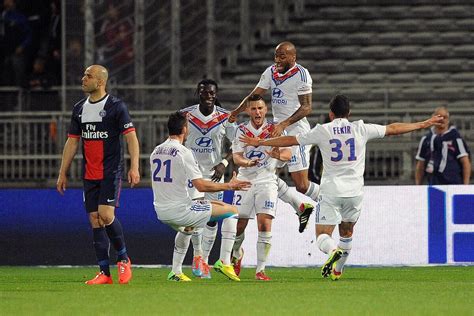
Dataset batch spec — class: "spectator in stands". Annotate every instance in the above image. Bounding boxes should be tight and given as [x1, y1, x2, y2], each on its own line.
[66, 38, 83, 84]
[415, 106, 471, 185]
[98, 3, 134, 83]
[0, 0, 32, 86]
[24, 57, 55, 89]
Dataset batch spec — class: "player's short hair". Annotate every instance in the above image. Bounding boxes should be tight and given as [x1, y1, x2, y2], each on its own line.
[197, 78, 218, 91]
[329, 94, 350, 118]
[248, 94, 263, 102]
[168, 111, 187, 136]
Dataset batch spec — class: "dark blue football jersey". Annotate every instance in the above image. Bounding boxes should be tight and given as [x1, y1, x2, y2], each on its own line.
[68, 94, 135, 180]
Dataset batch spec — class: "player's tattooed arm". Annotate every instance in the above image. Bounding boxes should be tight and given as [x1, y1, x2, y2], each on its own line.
[272, 93, 312, 137]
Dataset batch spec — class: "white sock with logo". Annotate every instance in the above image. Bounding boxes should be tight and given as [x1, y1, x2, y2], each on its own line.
[335, 237, 352, 273]
[316, 233, 337, 255]
[172, 231, 191, 275]
[277, 177, 301, 212]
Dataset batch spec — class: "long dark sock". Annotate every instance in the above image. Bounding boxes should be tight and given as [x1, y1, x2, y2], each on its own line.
[93, 227, 110, 276]
[105, 217, 129, 262]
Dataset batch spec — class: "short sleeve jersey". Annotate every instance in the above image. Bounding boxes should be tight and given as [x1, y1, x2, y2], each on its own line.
[68, 94, 135, 180]
[297, 118, 386, 197]
[181, 105, 236, 177]
[415, 126, 470, 184]
[257, 63, 312, 134]
[232, 120, 284, 184]
[150, 138, 203, 212]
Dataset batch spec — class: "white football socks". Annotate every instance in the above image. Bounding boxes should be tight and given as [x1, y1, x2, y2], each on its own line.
[219, 217, 237, 265]
[277, 177, 301, 211]
[172, 231, 192, 275]
[256, 231, 272, 273]
[232, 232, 245, 260]
[202, 223, 218, 264]
[335, 237, 352, 273]
[316, 233, 337, 254]
[305, 182, 320, 201]
[191, 228, 203, 257]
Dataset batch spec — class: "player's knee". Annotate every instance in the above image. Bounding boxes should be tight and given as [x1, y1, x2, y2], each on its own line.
[88, 213, 101, 228]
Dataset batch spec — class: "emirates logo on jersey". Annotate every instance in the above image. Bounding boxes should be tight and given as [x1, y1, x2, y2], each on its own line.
[82, 124, 109, 139]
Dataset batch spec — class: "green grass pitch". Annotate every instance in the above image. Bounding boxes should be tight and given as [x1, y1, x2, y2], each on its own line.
[1, 266, 473, 315]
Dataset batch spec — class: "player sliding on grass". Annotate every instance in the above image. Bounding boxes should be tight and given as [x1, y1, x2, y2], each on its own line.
[240, 94, 443, 280]
[231, 95, 292, 281]
[150, 111, 251, 282]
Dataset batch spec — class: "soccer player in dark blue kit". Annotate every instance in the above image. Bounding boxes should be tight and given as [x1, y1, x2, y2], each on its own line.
[415, 106, 471, 185]
[57, 65, 140, 284]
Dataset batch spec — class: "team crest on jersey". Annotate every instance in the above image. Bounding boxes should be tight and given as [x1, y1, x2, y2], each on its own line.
[99, 109, 107, 117]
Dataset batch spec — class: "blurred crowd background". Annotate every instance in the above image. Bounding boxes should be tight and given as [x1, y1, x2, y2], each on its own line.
[0, 0, 472, 187]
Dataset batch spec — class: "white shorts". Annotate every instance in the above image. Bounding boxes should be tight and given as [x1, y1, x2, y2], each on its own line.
[315, 194, 363, 225]
[286, 123, 311, 172]
[187, 178, 223, 201]
[233, 182, 278, 219]
[287, 144, 311, 172]
[156, 200, 212, 232]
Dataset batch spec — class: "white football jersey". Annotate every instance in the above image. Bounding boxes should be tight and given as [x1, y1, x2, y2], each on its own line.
[296, 118, 386, 197]
[257, 63, 312, 134]
[181, 104, 236, 177]
[150, 138, 202, 212]
[232, 120, 285, 184]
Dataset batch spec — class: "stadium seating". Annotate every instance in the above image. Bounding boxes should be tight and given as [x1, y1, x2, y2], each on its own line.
[220, 0, 474, 113]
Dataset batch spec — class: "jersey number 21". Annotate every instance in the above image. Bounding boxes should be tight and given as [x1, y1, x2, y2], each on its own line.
[152, 158, 173, 182]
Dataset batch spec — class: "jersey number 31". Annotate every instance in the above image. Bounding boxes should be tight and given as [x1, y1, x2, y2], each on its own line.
[329, 138, 357, 162]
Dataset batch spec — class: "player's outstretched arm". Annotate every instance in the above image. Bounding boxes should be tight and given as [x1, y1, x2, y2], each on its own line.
[229, 87, 267, 123]
[415, 160, 426, 185]
[57, 137, 80, 195]
[272, 93, 312, 137]
[385, 115, 443, 136]
[125, 131, 140, 187]
[192, 172, 251, 192]
[239, 134, 299, 148]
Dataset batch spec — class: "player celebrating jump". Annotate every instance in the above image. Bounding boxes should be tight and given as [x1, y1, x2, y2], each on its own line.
[229, 41, 318, 232]
[240, 94, 443, 280]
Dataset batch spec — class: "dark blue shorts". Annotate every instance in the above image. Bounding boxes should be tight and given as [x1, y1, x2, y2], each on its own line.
[83, 177, 122, 213]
